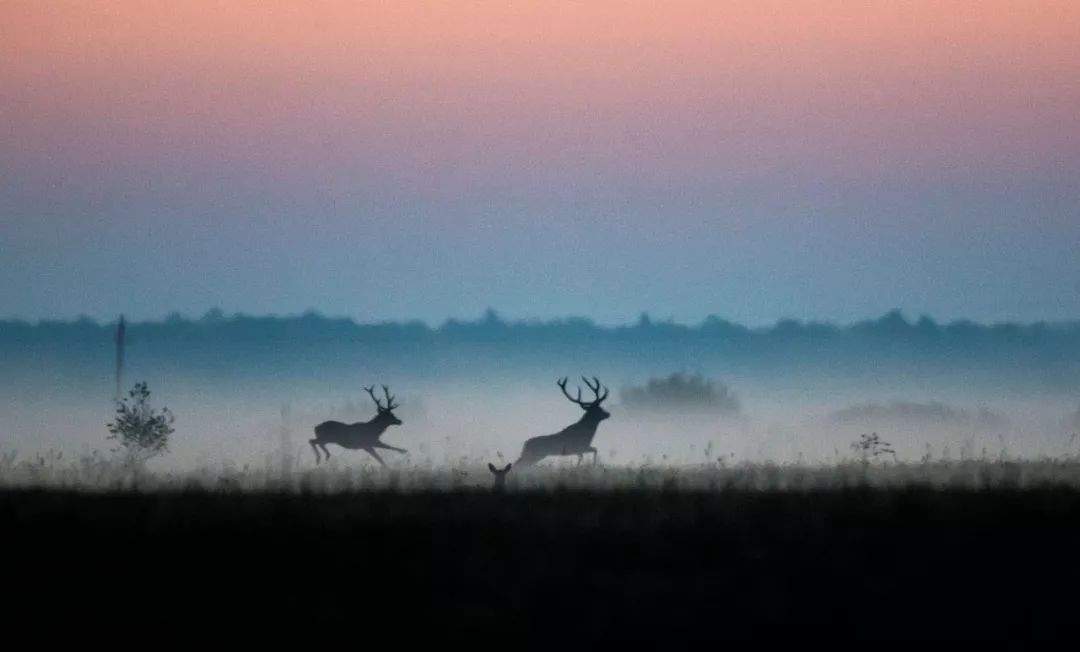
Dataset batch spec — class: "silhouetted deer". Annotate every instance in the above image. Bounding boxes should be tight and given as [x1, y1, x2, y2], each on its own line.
[488, 462, 512, 490]
[515, 377, 610, 467]
[310, 385, 407, 466]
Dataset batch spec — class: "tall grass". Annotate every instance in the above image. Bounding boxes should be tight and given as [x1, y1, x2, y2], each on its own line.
[3, 444, 1080, 492]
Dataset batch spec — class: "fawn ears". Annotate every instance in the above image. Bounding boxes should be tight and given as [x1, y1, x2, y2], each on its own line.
[503, 463, 512, 472]
[488, 463, 498, 474]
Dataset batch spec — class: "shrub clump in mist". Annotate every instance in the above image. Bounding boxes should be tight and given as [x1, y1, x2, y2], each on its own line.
[107, 382, 175, 464]
[621, 373, 740, 416]
[830, 401, 1007, 428]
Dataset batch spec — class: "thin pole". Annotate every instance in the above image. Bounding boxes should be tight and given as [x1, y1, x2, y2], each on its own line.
[115, 315, 126, 402]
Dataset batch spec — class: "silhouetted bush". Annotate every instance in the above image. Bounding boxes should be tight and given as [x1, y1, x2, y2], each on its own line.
[107, 382, 174, 463]
[621, 372, 740, 415]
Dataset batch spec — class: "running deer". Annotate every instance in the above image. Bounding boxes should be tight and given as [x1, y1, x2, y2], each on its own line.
[514, 377, 610, 467]
[310, 385, 407, 466]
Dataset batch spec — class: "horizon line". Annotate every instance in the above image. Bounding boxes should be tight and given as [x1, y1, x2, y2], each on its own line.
[4, 307, 1079, 331]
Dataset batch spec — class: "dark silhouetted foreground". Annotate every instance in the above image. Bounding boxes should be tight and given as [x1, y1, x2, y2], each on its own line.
[5, 488, 1078, 641]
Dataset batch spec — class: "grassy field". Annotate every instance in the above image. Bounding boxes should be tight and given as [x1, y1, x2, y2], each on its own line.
[4, 457, 1080, 641]
[5, 448, 1080, 491]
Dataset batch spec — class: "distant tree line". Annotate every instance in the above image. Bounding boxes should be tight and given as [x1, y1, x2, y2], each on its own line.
[3, 307, 1079, 347]
[3, 309, 1080, 391]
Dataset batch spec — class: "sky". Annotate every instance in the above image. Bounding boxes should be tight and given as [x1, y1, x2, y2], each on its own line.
[2, 1, 1078, 326]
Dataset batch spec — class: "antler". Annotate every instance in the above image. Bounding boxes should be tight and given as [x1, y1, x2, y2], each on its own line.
[557, 377, 587, 406]
[582, 376, 609, 404]
[381, 385, 399, 411]
[558, 376, 608, 407]
[363, 385, 386, 411]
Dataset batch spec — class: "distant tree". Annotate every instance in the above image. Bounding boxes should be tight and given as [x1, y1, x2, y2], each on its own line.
[107, 382, 175, 463]
[621, 373, 740, 415]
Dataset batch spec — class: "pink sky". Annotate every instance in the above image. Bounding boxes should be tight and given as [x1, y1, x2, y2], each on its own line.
[6, 2, 1077, 189]
[3, 2, 1079, 323]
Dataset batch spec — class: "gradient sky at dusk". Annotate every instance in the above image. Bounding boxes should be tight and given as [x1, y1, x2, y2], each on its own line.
[3, 1, 1078, 325]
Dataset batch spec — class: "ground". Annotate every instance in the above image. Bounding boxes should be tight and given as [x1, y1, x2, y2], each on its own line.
[5, 486, 1079, 642]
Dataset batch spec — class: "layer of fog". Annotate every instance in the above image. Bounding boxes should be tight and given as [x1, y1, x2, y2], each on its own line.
[3, 368, 1078, 472]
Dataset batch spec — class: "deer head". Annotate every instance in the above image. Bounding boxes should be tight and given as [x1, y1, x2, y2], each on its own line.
[558, 376, 610, 422]
[488, 462, 512, 490]
[363, 385, 403, 426]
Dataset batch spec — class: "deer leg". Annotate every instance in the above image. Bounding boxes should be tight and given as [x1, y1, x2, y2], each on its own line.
[374, 442, 407, 454]
[589, 447, 598, 466]
[319, 443, 332, 461]
[309, 439, 321, 465]
[364, 448, 388, 468]
[576, 453, 584, 466]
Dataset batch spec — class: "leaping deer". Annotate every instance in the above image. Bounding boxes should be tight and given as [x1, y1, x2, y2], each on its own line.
[514, 377, 610, 467]
[310, 385, 407, 466]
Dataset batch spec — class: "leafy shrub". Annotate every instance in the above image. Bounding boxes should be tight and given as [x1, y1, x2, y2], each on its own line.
[107, 382, 175, 463]
[621, 373, 740, 415]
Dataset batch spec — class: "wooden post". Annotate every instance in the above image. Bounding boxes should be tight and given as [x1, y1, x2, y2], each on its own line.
[115, 315, 126, 402]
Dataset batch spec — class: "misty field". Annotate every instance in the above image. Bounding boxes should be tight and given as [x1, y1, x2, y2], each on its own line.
[3, 361, 1078, 641]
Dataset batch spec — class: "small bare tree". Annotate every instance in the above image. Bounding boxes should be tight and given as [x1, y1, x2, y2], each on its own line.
[107, 382, 175, 464]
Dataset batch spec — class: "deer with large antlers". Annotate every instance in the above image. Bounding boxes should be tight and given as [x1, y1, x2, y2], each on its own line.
[310, 385, 407, 466]
[514, 377, 611, 467]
